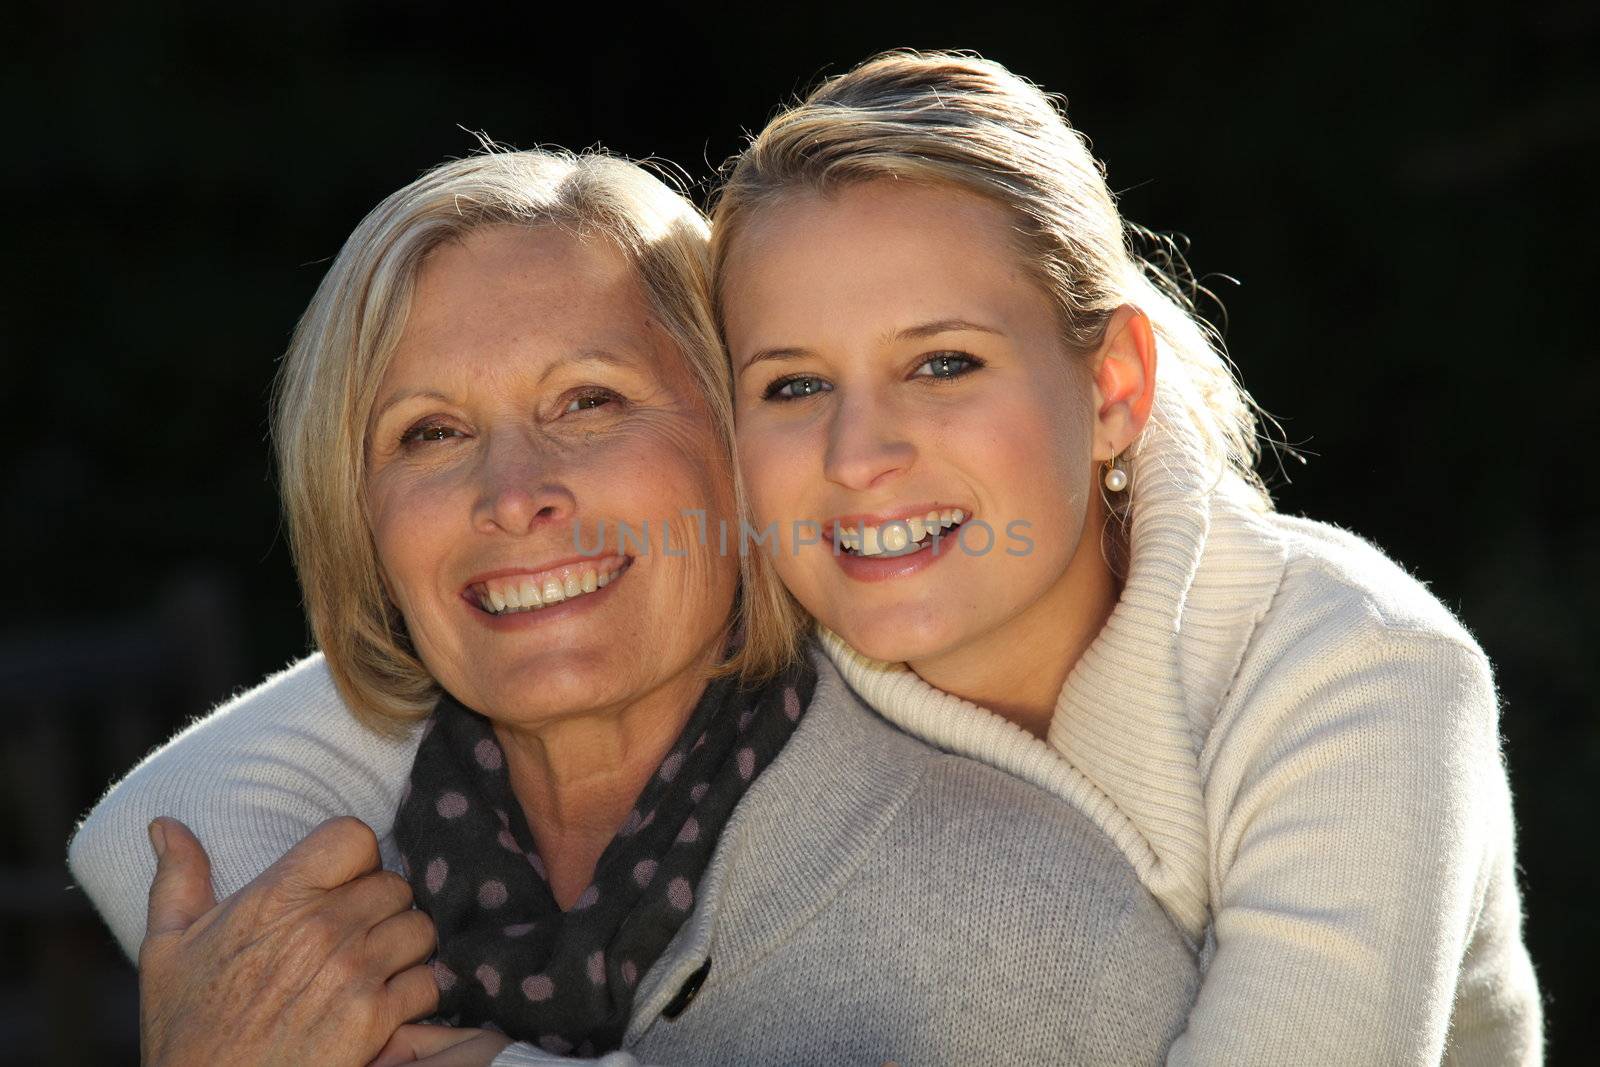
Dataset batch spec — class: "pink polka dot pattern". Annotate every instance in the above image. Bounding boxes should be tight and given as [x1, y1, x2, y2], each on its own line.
[425, 857, 449, 894]
[393, 658, 815, 1050]
[633, 859, 658, 887]
[474, 738, 504, 771]
[478, 879, 509, 909]
[436, 791, 469, 819]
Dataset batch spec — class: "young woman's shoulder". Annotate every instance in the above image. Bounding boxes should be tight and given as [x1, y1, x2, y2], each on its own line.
[1261, 511, 1481, 653]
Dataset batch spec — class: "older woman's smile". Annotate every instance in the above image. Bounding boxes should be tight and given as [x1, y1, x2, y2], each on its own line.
[466, 554, 633, 616]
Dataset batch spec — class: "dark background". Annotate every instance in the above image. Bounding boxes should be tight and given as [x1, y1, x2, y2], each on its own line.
[5, 2, 1595, 1062]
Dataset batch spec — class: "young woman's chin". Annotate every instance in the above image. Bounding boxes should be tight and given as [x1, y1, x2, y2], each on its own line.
[823, 600, 972, 666]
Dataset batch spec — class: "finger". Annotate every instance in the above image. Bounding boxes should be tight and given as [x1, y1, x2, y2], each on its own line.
[318, 868, 416, 942]
[373, 1023, 485, 1062]
[260, 816, 383, 895]
[143, 817, 218, 943]
[366, 908, 436, 978]
[384, 963, 442, 1028]
[411, 1032, 513, 1066]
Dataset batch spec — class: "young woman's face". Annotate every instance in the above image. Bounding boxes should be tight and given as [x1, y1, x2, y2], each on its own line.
[725, 180, 1101, 665]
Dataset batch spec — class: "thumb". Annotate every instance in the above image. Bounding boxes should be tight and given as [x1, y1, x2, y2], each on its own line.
[144, 817, 218, 942]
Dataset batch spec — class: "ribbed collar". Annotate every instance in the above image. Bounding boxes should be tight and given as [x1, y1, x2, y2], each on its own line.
[820, 416, 1287, 940]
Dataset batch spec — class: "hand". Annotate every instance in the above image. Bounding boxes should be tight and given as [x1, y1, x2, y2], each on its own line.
[369, 1023, 514, 1066]
[139, 815, 439, 1067]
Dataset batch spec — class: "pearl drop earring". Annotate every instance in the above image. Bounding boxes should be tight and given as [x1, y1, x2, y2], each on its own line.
[1103, 450, 1129, 493]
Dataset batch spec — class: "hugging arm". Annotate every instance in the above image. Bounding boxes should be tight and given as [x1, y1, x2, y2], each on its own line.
[1169, 630, 1541, 1066]
[67, 653, 662, 1067]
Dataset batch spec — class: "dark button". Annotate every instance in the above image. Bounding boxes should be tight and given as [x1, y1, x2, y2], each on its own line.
[661, 957, 712, 1020]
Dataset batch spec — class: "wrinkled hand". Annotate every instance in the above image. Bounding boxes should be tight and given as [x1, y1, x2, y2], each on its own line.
[369, 1023, 513, 1066]
[139, 816, 439, 1067]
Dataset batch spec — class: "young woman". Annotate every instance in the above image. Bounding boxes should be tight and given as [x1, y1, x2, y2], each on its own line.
[714, 51, 1541, 1064]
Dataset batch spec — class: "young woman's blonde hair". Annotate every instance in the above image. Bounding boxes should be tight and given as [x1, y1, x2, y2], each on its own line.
[711, 50, 1274, 650]
[275, 148, 797, 734]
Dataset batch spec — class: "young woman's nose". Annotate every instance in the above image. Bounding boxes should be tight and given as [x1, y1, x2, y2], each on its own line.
[471, 432, 577, 536]
[822, 391, 917, 491]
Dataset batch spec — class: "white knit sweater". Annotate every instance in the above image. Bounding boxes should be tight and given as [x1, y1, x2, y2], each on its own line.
[817, 421, 1543, 1065]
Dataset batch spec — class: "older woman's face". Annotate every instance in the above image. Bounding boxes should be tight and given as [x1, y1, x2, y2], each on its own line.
[365, 224, 737, 728]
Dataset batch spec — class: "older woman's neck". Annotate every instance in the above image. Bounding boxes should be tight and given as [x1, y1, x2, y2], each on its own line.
[492, 658, 716, 910]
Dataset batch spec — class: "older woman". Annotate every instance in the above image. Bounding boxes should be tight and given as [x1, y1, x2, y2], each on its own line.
[70, 149, 1198, 1066]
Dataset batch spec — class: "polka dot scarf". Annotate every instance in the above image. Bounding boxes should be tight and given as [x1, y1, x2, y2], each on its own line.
[394, 658, 816, 1055]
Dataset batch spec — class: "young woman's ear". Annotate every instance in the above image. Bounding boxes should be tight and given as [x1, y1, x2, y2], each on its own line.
[1091, 305, 1157, 460]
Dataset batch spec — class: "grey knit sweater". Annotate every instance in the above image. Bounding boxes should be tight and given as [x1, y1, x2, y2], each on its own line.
[69, 648, 1199, 1066]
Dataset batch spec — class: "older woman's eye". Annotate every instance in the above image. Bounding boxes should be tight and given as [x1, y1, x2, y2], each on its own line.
[763, 375, 832, 401]
[564, 388, 621, 414]
[912, 352, 984, 379]
[399, 422, 463, 447]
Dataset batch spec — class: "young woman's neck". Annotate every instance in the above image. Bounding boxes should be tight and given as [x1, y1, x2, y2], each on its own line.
[909, 499, 1121, 739]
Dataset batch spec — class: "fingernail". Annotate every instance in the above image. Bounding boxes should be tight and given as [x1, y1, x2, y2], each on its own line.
[148, 819, 167, 860]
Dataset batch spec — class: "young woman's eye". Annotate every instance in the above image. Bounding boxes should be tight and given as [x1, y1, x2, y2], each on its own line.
[399, 422, 463, 447]
[564, 388, 622, 414]
[763, 375, 832, 401]
[912, 352, 984, 379]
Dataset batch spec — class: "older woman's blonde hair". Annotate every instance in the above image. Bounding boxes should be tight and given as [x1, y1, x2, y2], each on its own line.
[275, 148, 800, 734]
[712, 50, 1275, 650]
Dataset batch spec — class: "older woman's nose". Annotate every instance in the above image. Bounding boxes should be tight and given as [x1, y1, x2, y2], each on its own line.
[822, 394, 917, 492]
[471, 438, 578, 536]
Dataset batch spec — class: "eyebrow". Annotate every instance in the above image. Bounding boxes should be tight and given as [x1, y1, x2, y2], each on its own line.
[739, 318, 1003, 373]
[369, 349, 637, 426]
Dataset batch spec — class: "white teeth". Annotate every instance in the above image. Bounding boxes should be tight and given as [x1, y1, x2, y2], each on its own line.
[838, 510, 968, 556]
[478, 562, 627, 615]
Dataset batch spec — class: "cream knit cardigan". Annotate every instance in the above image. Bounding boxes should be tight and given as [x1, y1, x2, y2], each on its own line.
[818, 417, 1542, 1065]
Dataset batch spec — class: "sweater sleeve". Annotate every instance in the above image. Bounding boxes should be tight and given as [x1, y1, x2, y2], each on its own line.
[1168, 624, 1542, 1066]
[65, 653, 422, 961]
